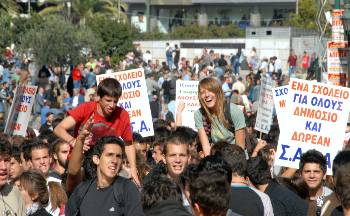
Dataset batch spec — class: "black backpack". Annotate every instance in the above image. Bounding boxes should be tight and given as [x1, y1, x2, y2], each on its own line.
[200, 102, 235, 143]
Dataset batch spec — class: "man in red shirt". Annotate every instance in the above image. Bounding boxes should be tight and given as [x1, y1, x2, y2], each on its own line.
[287, 49, 297, 77]
[54, 78, 139, 185]
[301, 51, 310, 74]
[72, 63, 83, 89]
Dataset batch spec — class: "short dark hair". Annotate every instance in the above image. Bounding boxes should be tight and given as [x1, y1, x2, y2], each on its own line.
[163, 133, 190, 155]
[132, 132, 144, 144]
[179, 164, 198, 188]
[333, 151, 350, 209]
[10, 146, 21, 163]
[141, 174, 183, 210]
[0, 137, 11, 158]
[97, 78, 122, 99]
[332, 150, 350, 176]
[190, 171, 230, 216]
[49, 138, 67, 156]
[29, 140, 49, 160]
[84, 136, 125, 179]
[19, 170, 49, 207]
[299, 149, 327, 174]
[171, 126, 198, 146]
[197, 155, 232, 184]
[246, 156, 272, 186]
[212, 142, 247, 177]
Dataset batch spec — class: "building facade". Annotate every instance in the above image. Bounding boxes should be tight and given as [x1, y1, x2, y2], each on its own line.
[124, 0, 296, 33]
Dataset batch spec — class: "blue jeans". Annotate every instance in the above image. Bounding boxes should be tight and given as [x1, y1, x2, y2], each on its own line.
[73, 80, 81, 89]
[167, 58, 173, 70]
[289, 66, 296, 77]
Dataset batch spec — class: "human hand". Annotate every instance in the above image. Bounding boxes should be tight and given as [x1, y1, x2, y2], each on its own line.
[130, 167, 141, 188]
[252, 139, 267, 157]
[177, 101, 185, 114]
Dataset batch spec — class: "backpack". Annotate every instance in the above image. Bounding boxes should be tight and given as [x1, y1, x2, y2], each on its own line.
[200, 102, 235, 143]
[69, 177, 128, 216]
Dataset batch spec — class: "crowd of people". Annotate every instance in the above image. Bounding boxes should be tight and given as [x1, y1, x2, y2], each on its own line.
[0, 43, 348, 216]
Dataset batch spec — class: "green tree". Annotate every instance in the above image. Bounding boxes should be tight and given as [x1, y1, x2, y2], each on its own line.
[0, 14, 13, 51]
[288, 0, 331, 30]
[87, 16, 134, 63]
[0, 0, 19, 16]
[19, 15, 101, 67]
[39, 0, 127, 25]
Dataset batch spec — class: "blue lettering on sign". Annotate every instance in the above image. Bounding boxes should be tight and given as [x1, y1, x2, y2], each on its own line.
[140, 120, 150, 132]
[293, 93, 307, 104]
[278, 144, 332, 168]
[121, 80, 141, 91]
[305, 121, 321, 132]
[20, 95, 32, 103]
[118, 101, 132, 109]
[274, 87, 288, 97]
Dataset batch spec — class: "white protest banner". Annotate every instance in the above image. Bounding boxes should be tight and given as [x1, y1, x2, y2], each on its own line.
[4, 84, 37, 136]
[272, 86, 289, 126]
[275, 78, 350, 174]
[175, 80, 200, 130]
[96, 68, 154, 137]
[327, 41, 348, 86]
[254, 76, 276, 134]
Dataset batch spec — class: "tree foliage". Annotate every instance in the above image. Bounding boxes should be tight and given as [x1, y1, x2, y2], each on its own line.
[87, 16, 134, 62]
[19, 15, 100, 67]
[0, 14, 13, 51]
[288, 0, 331, 30]
[0, 0, 19, 16]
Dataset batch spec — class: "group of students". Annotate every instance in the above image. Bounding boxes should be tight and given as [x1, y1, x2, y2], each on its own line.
[0, 70, 350, 216]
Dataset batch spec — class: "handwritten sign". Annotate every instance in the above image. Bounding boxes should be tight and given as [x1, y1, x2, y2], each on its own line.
[5, 84, 37, 136]
[96, 68, 154, 137]
[255, 76, 276, 134]
[175, 80, 200, 130]
[274, 78, 350, 174]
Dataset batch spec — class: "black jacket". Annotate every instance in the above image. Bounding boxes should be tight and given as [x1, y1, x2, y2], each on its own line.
[30, 208, 51, 216]
[144, 200, 191, 216]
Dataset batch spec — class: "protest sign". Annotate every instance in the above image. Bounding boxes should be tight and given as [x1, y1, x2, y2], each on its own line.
[4, 84, 37, 136]
[274, 78, 350, 174]
[255, 76, 276, 134]
[96, 68, 154, 137]
[272, 86, 289, 125]
[175, 80, 200, 130]
[327, 41, 348, 86]
[331, 9, 345, 42]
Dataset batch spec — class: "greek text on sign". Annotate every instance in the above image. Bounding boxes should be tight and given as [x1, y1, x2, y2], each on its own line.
[4, 84, 38, 136]
[175, 80, 200, 130]
[96, 68, 154, 137]
[274, 78, 350, 175]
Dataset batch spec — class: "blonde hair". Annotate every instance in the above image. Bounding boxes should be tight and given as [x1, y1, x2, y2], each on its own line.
[198, 77, 229, 128]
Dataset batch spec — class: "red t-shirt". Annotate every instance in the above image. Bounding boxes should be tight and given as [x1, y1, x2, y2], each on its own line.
[302, 55, 310, 69]
[288, 55, 297, 66]
[72, 67, 82, 81]
[68, 101, 133, 145]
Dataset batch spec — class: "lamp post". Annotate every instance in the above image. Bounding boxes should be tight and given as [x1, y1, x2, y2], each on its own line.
[342, 0, 350, 86]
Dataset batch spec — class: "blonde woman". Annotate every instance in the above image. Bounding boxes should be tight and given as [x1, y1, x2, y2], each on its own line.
[194, 77, 246, 155]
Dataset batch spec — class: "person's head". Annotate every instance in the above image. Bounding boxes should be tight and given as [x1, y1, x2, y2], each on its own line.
[18, 170, 49, 208]
[163, 133, 190, 181]
[197, 155, 232, 184]
[198, 77, 229, 127]
[133, 133, 147, 160]
[211, 142, 246, 178]
[30, 141, 51, 177]
[171, 127, 198, 151]
[97, 78, 122, 116]
[50, 139, 70, 172]
[0, 138, 11, 188]
[20, 141, 33, 171]
[333, 151, 350, 211]
[141, 174, 183, 210]
[190, 171, 230, 216]
[46, 112, 54, 124]
[91, 136, 124, 183]
[299, 150, 327, 192]
[246, 156, 272, 186]
[152, 138, 166, 164]
[9, 146, 23, 182]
